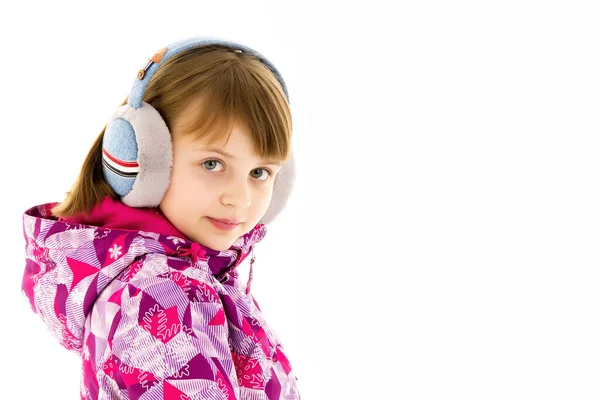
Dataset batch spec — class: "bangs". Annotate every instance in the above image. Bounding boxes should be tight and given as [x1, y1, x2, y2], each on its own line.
[176, 50, 292, 163]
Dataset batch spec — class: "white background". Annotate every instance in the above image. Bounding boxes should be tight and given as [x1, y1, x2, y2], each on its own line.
[1, 0, 599, 399]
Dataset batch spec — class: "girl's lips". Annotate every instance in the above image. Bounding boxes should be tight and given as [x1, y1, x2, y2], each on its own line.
[207, 217, 241, 231]
[211, 217, 241, 224]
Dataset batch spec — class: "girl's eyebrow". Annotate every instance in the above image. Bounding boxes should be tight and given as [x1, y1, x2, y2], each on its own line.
[202, 148, 236, 159]
[199, 147, 283, 166]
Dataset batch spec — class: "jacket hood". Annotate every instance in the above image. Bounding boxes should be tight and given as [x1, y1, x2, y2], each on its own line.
[21, 196, 266, 352]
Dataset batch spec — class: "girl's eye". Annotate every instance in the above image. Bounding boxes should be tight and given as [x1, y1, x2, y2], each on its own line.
[250, 168, 272, 181]
[202, 160, 272, 181]
[202, 160, 224, 172]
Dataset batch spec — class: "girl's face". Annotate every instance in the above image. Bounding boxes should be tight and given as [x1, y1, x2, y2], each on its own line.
[159, 110, 283, 252]
[159, 114, 281, 251]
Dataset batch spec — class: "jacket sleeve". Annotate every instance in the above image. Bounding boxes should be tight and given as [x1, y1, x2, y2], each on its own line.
[96, 260, 240, 399]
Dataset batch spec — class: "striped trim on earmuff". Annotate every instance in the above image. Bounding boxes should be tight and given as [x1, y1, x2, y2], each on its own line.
[102, 148, 139, 178]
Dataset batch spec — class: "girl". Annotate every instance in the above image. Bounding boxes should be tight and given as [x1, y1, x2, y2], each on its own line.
[21, 36, 300, 400]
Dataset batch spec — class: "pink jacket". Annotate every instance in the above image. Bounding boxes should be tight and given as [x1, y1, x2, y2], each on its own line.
[21, 196, 300, 399]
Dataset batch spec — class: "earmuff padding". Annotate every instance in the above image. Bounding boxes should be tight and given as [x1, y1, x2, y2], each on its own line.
[259, 151, 296, 225]
[107, 102, 173, 208]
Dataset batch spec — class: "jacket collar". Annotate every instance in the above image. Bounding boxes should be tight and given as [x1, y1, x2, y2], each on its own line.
[45, 195, 266, 286]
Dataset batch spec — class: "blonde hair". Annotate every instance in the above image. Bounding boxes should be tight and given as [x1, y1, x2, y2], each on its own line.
[51, 44, 292, 219]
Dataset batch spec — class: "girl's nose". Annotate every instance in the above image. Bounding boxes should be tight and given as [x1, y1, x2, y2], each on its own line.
[220, 179, 251, 208]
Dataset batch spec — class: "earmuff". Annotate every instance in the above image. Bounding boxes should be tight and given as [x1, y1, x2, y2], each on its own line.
[101, 36, 295, 225]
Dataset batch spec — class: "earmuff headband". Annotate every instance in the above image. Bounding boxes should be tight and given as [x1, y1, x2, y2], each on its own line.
[128, 36, 290, 109]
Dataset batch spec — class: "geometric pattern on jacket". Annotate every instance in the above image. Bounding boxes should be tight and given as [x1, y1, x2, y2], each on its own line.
[21, 201, 301, 399]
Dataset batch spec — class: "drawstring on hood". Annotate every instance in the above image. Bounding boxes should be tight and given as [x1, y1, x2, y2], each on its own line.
[177, 242, 207, 263]
[176, 240, 257, 294]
